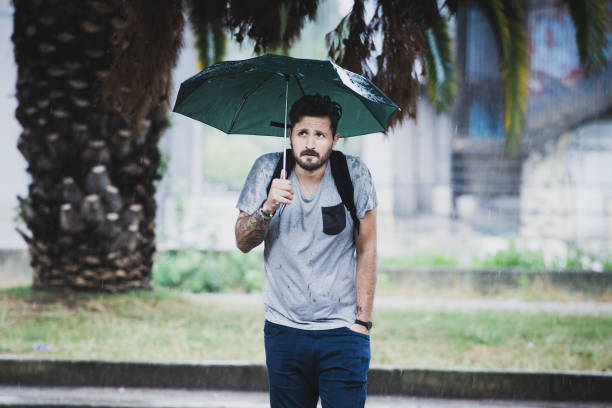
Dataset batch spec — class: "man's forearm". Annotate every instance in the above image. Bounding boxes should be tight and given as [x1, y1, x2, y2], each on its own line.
[235, 209, 270, 253]
[355, 246, 377, 321]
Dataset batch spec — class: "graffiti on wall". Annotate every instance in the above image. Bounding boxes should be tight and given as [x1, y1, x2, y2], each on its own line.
[529, 1, 612, 96]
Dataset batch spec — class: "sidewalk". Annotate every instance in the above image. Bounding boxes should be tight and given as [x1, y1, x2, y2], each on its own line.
[374, 297, 612, 314]
[186, 292, 612, 315]
[1, 386, 610, 408]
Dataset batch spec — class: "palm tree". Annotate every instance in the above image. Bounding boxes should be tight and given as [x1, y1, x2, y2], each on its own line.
[12, 0, 184, 292]
[12, 0, 609, 292]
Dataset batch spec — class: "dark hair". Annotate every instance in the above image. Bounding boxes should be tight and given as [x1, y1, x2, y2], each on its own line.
[289, 94, 342, 135]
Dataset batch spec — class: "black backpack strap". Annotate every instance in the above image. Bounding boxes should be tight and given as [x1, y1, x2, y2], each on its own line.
[330, 151, 360, 234]
[266, 149, 294, 196]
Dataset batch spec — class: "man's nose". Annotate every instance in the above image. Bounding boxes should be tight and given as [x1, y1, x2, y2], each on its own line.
[305, 134, 316, 148]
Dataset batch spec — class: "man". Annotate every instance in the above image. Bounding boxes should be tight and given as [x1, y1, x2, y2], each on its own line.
[235, 94, 377, 408]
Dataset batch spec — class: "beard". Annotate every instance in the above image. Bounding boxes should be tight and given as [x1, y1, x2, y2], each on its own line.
[294, 146, 333, 171]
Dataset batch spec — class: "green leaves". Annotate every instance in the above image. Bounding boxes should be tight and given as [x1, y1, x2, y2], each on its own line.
[423, 18, 457, 114]
[564, 0, 611, 70]
[325, 0, 374, 77]
[475, 0, 529, 157]
[181, 0, 610, 154]
[501, 0, 529, 156]
[185, 0, 227, 70]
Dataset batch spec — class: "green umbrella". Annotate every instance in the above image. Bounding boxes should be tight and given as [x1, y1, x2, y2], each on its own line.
[173, 54, 399, 171]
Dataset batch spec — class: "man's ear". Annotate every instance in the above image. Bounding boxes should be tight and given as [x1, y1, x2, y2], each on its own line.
[332, 134, 340, 149]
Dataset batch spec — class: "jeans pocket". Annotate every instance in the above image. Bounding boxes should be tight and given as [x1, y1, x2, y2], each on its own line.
[343, 326, 370, 340]
[321, 203, 346, 235]
[264, 321, 283, 337]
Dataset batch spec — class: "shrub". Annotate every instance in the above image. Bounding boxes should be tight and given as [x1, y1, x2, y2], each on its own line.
[152, 249, 264, 293]
[472, 240, 546, 268]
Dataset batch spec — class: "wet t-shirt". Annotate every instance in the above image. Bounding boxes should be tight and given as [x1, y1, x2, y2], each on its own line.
[236, 152, 377, 330]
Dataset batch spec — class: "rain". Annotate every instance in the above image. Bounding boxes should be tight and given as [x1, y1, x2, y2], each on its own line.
[0, 1, 611, 407]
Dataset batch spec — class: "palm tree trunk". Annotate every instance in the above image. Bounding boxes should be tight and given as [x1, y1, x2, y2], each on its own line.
[12, 0, 166, 292]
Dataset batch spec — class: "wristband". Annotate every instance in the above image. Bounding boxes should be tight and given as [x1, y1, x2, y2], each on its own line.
[259, 208, 272, 219]
[355, 319, 372, 330]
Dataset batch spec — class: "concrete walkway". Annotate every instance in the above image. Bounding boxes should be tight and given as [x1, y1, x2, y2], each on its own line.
[1, 386, 610, 408]
[374, 297, 612, 314]
[186, 292, 612, 315]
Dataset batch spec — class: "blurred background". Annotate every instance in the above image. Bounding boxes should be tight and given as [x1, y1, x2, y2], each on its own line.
[0, 0, 611, 378]
[1, 0, 612, 286]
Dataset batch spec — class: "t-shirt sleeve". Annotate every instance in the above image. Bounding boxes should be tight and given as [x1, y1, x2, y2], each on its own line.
[236, 153, 279, 215]
[348, 156, 378, 219]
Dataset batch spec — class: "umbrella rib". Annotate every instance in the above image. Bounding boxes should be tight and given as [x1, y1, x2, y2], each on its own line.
[228, 72, 276, 133]
[294, 75, 306, 96]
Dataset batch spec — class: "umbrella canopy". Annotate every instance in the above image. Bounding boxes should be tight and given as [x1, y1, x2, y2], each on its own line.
[172, 54, 399, 138]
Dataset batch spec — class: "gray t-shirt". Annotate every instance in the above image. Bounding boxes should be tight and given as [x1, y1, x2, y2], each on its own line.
[236, 152, 377, 330]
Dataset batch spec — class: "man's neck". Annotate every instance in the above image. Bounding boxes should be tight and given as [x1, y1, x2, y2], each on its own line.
[294, 161, 327, 191]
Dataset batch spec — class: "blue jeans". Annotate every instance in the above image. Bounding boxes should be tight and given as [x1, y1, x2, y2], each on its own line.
[264, 320, 370, 408]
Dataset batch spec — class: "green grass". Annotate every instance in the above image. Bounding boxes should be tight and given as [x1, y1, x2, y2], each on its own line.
[380, 252, 458, 267]
[374, 308, 611, 370]
[1, 285, 610, 371]
[0, 286, 264, 362]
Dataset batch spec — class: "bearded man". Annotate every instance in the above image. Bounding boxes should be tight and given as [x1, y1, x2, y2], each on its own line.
[235, 94, 377, 408]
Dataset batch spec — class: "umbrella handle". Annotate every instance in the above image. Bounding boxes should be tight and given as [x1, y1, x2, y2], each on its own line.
[283, 76, 289, 174]
[278, 75, 289, 219]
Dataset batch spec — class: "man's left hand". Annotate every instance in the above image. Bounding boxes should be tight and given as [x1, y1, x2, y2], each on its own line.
[349, 323, 370, 336]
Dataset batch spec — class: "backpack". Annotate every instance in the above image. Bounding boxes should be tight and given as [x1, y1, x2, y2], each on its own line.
[266, 149, 360, 233]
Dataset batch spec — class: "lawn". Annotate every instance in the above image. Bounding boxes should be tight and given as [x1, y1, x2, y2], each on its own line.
[1, 285, 610, 371]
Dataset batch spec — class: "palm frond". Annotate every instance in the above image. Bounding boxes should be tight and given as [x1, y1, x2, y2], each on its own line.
[502, 0, 529, 156]
[185, 0, 227, 70]
[444, 0, 459, 15]
[227, 0, 318, 54]
[473, 0, 510, 66]
[283, 0, 319, 47]
[475, 0, 528, 156]
[423, 18, 457, 113]
[325, 0, 374, 76]
[563, 0, 610, 70]
[372, 0, 429, 126]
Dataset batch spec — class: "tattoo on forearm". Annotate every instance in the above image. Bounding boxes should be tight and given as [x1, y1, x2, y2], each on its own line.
[236, 210, 270, 251]
[356, 305, 364, 318]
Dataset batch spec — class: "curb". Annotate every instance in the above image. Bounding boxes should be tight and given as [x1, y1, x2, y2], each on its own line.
[1, 357, 611, 402]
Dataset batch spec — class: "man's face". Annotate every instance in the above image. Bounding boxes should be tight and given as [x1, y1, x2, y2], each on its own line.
[290, 115, 339, 172]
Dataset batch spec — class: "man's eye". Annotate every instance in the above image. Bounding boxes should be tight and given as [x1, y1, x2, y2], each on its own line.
[299, 131, 307, 136]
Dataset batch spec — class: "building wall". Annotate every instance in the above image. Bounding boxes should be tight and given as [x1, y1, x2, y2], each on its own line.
[390, 98, 453, 219]
[438, 0, 612, 246]
[526, 0, 612, 135]
[521, 120, 612, 252]
[0, 7, 29, 249]
[519, 1, 612, 250]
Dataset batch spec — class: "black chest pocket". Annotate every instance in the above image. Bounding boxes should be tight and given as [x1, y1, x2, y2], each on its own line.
[321, 203, 346, 235]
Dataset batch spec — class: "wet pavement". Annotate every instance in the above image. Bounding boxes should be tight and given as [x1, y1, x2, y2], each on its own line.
[0, 386, 610, 408]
